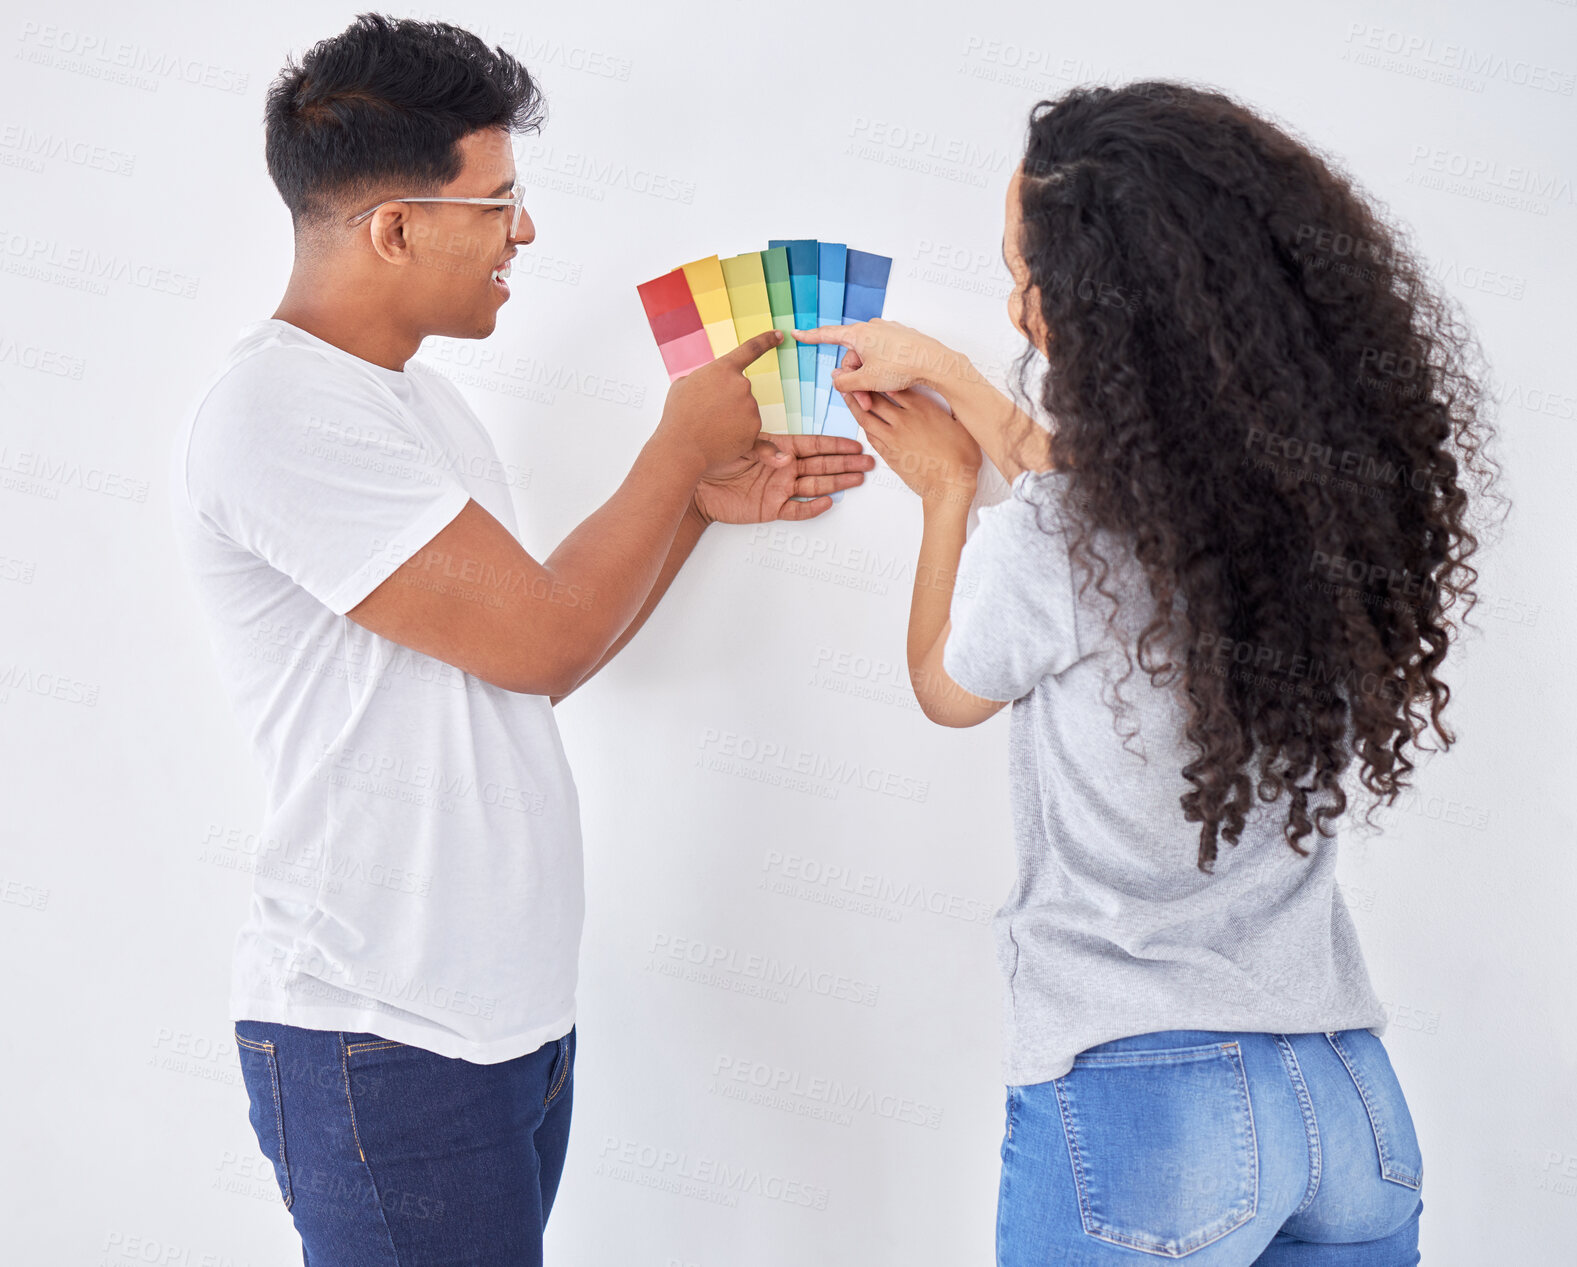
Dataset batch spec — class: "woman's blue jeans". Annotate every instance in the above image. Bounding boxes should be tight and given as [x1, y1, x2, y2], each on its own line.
[997, 1028, 1423, 1265]
[234, 1019, 575, 1265]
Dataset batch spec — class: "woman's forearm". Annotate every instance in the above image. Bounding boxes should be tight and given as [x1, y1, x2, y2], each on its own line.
[923, 358, 1052, 481]
[908, 494, 971, 681]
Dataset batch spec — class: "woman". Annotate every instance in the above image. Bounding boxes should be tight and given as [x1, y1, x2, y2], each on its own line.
[796, 80, 1498, 1265]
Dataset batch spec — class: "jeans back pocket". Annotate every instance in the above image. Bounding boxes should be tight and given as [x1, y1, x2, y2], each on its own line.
[1054, 1040, 1257, 1257]
[235, 1029, 293, 1210]
[1324, 1029, 1423, 1189]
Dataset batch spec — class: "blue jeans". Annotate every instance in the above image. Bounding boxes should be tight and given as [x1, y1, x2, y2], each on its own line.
[998, 1028, 1423, 1265]
[234, 1019, 575, 1265]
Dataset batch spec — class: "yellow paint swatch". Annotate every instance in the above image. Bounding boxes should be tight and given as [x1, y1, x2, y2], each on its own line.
[720, 251, 787, 433]
[677, 256, 739, 357]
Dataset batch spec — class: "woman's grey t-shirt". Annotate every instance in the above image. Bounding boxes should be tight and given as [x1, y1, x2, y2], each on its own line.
[943, 468, 1388, 1087]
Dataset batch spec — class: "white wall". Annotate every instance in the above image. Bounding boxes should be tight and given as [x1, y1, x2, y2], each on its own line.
[2, 0, 1572, 1261]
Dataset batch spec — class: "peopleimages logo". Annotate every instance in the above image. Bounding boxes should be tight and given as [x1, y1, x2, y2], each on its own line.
[760, 847, 994, 926]
[596, 1135, 830, 1210]
[1342, 23, 1576, 96]
[647, 932, 880, 1008]
[695, 728, 930, 803]
[314, 741, 547, 816]
[711, 1052, 944, 1129]
[1241, 425, 1445, 496]
[844, 116, 1011, 188]
[516, 140, 696, 204]
[0, 225, 200, 297]
[416, 341, 646, 408]
[1401, 146, 1575, 217]
[15, 21, 251, 94]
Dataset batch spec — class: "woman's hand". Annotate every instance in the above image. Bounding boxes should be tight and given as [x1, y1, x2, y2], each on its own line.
[844, 387, 981, 509]
[794, 319, 973, 411]
[800, 317, 1052, 482]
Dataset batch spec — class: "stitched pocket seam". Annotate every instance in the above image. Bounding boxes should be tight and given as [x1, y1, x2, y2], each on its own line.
[338, 1034, 403, 1259]
[1273, 1034, 1323, 1216]
[236, 1032, 294, 1210]
[1324, 1031, 1421, 1189]
[1070, 1043, 1244, 1069]
[544, 1034, 571, 1105]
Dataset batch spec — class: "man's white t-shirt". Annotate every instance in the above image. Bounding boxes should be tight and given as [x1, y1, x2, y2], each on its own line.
[167, 317, 583, 1062]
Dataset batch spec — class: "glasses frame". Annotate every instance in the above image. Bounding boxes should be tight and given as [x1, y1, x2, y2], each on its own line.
[346, 185, 526, 237]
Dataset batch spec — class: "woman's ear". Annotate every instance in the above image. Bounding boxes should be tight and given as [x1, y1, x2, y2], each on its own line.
[1008, 278, 1038, 345]
[1024, 284, 1052, 355]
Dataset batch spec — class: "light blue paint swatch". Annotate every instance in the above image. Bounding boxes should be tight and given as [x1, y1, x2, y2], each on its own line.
[812, 243, 847, 434]
[820, 249, 893, 442]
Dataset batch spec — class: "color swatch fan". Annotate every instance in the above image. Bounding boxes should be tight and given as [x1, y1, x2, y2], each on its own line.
[637, 241, 892, 441]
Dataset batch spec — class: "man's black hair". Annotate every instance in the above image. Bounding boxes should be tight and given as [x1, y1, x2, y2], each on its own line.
[264, 12, 544, 230]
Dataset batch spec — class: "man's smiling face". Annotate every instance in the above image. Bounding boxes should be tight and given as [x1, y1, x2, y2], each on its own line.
[355, 126, 535, 340]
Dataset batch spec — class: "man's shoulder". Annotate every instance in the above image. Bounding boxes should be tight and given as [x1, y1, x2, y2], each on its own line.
[205, 327, 364, 402]
[178, 332, 412, 519]
[192, 330, 401, 442]
[172, 325, 301, 503]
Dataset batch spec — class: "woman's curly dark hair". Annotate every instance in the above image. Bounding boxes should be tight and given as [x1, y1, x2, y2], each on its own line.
[1006, 80, 1504, 873]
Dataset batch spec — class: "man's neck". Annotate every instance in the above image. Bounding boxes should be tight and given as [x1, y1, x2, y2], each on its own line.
[273, 285, 417, 373]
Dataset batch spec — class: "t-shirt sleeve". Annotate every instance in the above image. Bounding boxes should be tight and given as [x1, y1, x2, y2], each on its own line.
[183, 348, 474, 616]
[942, 471, 1083, 701]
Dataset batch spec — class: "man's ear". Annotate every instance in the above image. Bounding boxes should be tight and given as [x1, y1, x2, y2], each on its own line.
[366, 208, 415, 266]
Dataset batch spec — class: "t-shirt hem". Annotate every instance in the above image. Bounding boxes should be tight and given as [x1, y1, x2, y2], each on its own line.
[940, 647, 1022, 704]
[319, 482, 473, 616]
[229, 996, 576, 1064]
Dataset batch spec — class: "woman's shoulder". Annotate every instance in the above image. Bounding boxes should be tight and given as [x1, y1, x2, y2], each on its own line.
[973, 467, 1079, 554]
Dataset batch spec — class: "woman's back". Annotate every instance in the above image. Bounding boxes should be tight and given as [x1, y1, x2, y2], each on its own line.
[945, 468, 1385, 1087]
[801, 75, 1494, 1265]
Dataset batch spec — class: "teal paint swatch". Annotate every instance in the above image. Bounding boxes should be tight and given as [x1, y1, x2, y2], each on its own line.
[770, 239, 820, 434]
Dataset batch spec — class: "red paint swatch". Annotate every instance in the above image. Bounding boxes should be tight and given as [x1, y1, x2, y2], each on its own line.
[636, 271, 715, 380]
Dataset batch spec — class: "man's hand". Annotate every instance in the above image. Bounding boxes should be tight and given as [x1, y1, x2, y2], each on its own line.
[693, 433, 875, 523]
[656, 329, 785, 472]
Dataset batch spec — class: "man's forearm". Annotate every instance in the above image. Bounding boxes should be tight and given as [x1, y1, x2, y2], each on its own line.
[534, 429, 705, 674]
[551, 497, 710, 704]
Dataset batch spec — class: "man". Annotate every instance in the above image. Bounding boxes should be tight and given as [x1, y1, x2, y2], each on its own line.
[166, 13, 872, 1263]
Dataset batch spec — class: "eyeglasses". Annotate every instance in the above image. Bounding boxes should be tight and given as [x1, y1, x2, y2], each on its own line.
[346, 184, 527, 237]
